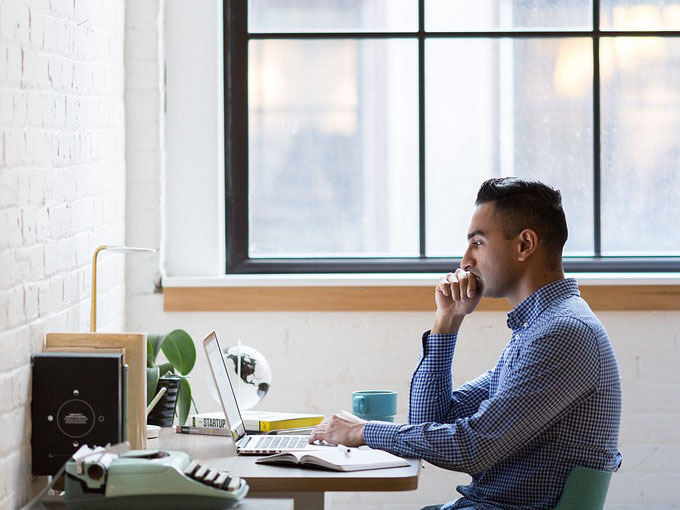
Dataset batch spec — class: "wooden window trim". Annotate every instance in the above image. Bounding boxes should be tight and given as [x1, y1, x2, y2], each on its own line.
[163, 284, 680, 312]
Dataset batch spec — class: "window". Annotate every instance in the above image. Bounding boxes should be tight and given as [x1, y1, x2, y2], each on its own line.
[224, 0, 680, 274]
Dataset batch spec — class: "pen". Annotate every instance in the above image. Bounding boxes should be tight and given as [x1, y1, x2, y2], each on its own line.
[337, 445, 351, 456]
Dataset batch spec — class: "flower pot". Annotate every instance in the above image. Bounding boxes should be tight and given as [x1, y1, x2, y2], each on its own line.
[147, 376, 181, 427]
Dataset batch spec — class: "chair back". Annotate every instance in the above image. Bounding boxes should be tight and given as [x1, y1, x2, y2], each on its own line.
[553, 466, 612, 510]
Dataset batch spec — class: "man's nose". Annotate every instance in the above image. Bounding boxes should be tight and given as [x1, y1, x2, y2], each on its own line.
[460, 247, 474, 271]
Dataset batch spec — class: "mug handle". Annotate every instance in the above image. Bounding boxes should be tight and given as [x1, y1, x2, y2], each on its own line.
[352, 395, 367, 414]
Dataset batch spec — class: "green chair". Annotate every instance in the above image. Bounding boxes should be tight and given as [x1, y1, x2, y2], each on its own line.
[553, 466, 612, 510]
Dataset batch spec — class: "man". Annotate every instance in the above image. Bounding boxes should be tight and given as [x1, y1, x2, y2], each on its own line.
[309, 177, 621, 509]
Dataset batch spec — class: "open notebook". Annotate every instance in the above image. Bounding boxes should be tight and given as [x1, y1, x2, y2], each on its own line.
[256, 446, 409, 472]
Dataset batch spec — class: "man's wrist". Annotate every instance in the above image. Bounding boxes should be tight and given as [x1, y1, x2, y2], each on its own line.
[432, 314, 465, 335]
[357, 423, 367, 446]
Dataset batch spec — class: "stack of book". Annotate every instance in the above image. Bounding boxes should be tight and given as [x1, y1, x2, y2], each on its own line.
[177, 410, 323, 436]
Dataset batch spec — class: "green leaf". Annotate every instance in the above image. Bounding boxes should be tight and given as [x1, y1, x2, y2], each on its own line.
[177, 378, 192, 426]
[147, 334, 164, 363]
[146, 366, 160, 405]
[146, 339, 156, 368]
[160, 329, 196, 376]
[157, 362, 174, 378]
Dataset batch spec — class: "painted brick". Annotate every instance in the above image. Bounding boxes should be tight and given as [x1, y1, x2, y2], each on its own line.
[0, 252, 14, 288]
[27, 245, 45, 280]
[1, 0, 126, 500]
[25, 128, 50, 165]
[21, 206, 37, 244]
[5, 207, 23, 248]
[26, 94, 43, 126]
[0, 93, 12, 125]
[4, 130, 26, 165]
[638, 353, 680, 382]
[49, 276, 64, 311]
[125, 0, 162, 28]
[126, 121, 162, 150]
[7, 286, 25, 328]
[41, 94, 56, 126]
[12, 92, 28, 125]
[126, 89, 161, 123]
[126, 58, 161, 90]
[619, 414, 680, 446]
[125, 27, 161, 60]
[5, 45, 23, 87]
[23, 48, 50, 87]
[23, 283, 39, 322]
[0, 2, 30, 45]
[51, 0, 75, 20]
[37, 281, 50, 316]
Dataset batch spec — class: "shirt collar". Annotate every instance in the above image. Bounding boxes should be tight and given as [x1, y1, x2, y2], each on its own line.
[506, 278, 580, 331]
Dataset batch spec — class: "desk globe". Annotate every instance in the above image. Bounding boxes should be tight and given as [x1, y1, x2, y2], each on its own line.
[223, 343, 272, 409]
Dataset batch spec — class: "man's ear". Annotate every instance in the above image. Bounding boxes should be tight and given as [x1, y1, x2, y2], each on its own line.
[516, 229, 539, 261]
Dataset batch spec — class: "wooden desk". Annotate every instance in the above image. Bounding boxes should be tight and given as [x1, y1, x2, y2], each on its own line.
[154, 428, 421, 510]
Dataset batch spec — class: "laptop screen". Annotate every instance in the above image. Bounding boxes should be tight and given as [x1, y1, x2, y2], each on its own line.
[203, 331, 247, 443]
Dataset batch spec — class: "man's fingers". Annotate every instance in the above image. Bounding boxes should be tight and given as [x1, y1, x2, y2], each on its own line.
[436, 272, 475, 301]
[466, 271, 477, 297]
[444, 272, 460, 300]
[437, 275, 452, 296]
[454, 269, 469, 300]
[308, 421, 328, 443]
[450, 269, 479, 300]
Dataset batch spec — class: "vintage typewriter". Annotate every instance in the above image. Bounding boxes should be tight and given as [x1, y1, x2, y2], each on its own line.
[60, 444, 248, 509]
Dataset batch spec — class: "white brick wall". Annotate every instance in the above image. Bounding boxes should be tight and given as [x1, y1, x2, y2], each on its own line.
[0, 0, 126, 506]
[124, 0, 164, 294]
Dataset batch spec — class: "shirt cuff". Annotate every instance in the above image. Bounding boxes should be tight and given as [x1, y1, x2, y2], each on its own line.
[420, 330, 457, 372]
[363, 421, 402, 450]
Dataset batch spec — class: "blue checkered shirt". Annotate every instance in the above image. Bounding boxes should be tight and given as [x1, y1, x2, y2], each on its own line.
[364, 278, 621, 509]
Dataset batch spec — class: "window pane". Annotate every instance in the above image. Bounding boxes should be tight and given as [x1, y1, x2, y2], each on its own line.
[426, 0, 592, 32]
[248, 0, 418, 33]
[601, 1, 680, 30]
[249, 39, 419, 257]
[601, 37, 680, 255]
[426, 38, 593, 257]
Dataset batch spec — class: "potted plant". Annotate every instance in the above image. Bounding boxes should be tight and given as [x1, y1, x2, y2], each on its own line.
[146, 329, 196, 426]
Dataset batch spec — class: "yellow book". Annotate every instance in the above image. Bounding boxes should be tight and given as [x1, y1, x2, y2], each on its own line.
[190, 410, 323, 432]
[243, 410, 323, 432]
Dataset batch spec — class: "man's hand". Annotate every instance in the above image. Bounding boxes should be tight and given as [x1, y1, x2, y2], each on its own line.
[307, 410, 367, 447]
[432, 269, 482, 334]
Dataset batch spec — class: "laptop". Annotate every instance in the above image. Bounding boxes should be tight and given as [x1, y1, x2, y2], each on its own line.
[203, 331, 327, 456]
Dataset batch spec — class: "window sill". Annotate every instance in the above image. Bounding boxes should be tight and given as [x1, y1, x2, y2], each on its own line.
[162, 273, 680, 311]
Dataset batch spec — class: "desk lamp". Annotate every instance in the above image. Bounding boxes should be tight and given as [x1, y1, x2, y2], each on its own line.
[90, 245, 156, 332]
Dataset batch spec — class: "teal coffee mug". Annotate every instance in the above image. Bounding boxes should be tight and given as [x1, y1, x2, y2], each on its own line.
[352, 390, 397, 422]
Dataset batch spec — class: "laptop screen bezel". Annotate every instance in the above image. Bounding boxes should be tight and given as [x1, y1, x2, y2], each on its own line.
[202, 331, 248, 443]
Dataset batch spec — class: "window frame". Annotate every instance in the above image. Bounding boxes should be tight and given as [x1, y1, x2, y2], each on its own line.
[224, 0, 680, 275]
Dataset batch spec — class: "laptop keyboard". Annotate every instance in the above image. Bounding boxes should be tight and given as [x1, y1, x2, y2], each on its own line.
[253, 435, 309, 451]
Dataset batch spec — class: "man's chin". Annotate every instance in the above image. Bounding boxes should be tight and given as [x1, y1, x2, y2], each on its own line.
[477, 280, 499, 299]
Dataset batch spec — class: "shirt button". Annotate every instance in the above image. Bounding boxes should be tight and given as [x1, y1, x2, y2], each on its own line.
[523, 322, 528, 328]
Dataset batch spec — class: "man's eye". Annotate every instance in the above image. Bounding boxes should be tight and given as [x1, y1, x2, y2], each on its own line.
[472, 241, 482, 247]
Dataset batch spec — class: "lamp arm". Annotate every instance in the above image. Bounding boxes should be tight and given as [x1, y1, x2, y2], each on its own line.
[90, 245, 107, 332]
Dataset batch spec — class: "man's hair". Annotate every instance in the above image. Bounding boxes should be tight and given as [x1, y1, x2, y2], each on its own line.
[475, 177, 568, 262]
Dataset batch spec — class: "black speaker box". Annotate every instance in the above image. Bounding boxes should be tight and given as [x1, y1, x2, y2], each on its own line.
[31, 352, 125, 475]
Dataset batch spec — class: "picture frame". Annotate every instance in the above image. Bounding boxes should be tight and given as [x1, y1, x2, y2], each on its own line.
[44, 332, 147, 449]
